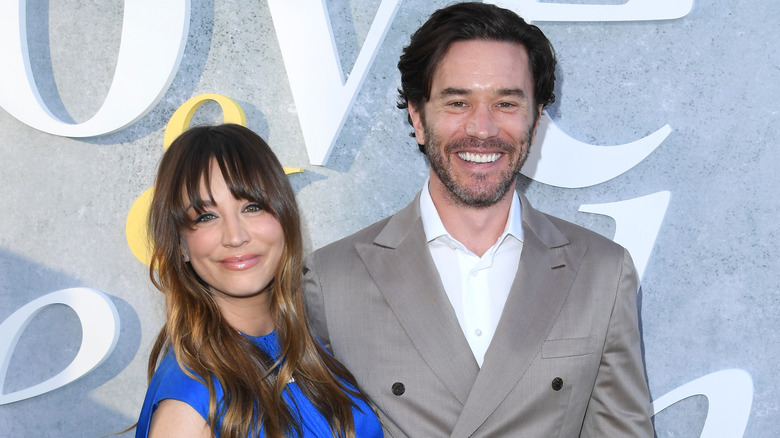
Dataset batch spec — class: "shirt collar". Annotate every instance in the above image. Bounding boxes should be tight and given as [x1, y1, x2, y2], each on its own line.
[420, 178, 524, 245]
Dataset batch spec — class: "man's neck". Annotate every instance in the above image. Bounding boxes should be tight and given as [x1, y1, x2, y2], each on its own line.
[429, 178, 514, 257]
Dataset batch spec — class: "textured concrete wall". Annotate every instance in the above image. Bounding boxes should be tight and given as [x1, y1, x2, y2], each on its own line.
[0, 1, 777, 436]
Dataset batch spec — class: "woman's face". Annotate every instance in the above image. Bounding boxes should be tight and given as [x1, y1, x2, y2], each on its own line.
[180, 161, 285, 303]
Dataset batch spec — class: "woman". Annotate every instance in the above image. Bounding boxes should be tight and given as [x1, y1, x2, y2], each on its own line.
[136, 124, 382, 437]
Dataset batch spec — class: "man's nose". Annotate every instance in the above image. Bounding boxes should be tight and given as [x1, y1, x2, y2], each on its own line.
[464, 106, 499, 140]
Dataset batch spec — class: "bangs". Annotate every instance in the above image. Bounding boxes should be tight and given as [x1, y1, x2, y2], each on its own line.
[174, 130, 272, 226]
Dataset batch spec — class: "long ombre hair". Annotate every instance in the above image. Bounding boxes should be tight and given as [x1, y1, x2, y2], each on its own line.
[147, 124, 366, 437]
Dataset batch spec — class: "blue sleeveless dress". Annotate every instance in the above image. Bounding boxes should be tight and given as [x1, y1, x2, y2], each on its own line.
[136, 331, 382, 437]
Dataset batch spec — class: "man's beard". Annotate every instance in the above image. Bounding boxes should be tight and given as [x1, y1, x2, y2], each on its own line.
[424, 126, 533, 209]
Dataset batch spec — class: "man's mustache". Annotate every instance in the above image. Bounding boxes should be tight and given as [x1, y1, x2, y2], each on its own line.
[444, 137, 517, 154]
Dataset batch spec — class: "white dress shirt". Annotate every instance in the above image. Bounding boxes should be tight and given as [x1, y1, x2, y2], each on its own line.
[420, 180, 524, 366]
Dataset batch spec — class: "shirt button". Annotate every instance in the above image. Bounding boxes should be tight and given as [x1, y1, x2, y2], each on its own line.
[475, 329, 482, 336]
[392, 382, 405, 396]
[552, 377, 564, 391]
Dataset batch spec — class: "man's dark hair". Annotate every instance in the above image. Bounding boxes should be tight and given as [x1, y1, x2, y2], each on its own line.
[397, 2, 557, 149]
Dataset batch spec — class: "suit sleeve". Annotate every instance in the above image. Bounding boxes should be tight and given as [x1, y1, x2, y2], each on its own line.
[580, 249, 654, 437]
[303, 252, 333, 353]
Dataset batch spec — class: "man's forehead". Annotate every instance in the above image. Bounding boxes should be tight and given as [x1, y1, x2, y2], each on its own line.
[429, 41, 533, 94]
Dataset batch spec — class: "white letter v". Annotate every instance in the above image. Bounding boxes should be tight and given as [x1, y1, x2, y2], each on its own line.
[268, 0, 402, 166]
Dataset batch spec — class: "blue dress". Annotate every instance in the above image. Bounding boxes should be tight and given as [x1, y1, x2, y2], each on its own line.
[136, 331, 382, 437]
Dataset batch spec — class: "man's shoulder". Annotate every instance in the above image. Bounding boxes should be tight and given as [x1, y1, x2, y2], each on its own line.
[311, 214, 393, 258]
[532, 210, 636, 285]
[312, 193, 421, 258]
[538, 209, 626, 257]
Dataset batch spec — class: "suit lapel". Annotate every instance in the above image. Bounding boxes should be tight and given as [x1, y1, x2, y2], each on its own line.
[356, 195, 479, 405]
[451, 194, 587, 437]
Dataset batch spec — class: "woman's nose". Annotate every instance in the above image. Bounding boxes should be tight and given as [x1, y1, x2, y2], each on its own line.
[222, 215, 250, 247]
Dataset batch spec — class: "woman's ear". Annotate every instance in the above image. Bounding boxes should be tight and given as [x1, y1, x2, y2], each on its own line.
[181, 242, 190, 263]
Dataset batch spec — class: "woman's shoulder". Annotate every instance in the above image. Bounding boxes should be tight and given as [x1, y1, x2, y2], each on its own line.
[137, 351, 212, 437]
[151, 352, 212, 411]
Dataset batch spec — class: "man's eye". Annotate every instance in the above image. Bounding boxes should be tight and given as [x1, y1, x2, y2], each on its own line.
[451, 101, 466, 108]
[497, 102, 516, 109]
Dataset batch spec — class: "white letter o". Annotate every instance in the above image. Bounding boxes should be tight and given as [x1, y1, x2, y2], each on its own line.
[0, 288, 120, 405]
[0, 1, 190, 136]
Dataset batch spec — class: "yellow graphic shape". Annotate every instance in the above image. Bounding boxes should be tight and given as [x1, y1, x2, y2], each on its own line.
[126, 93, 303, 266]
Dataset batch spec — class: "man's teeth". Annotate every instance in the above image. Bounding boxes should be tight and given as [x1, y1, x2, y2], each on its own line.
[458, 152, 501, 163]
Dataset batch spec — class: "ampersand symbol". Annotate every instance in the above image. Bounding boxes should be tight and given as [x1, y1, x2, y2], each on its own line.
[124, 93, 302, 266]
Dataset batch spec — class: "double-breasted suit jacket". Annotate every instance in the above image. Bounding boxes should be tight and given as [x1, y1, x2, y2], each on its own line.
[304, 192, 654, 437]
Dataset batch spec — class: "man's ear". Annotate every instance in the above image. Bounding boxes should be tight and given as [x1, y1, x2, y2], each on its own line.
[531, 105, 543, 141]
[408, 104, 426, 146]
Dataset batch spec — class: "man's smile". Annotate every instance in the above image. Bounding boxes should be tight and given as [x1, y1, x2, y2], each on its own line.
[457, 152, 502, 163]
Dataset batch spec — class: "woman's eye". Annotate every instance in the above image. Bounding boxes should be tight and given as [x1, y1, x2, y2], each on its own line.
[244, 203, 263, 213]
[194, 212, 217, 223]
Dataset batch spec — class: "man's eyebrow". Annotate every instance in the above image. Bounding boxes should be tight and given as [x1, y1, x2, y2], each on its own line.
[438, 87, 471, 97]
[436, 87, 528, 98]
[496, 88, 527, 98]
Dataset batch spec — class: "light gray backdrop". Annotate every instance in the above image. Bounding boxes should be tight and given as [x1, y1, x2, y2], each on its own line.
[0, 1, 777, 437]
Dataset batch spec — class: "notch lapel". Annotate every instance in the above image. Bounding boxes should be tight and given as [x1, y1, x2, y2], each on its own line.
[356, 196, 479, 405]
[451, 195, 587, 437]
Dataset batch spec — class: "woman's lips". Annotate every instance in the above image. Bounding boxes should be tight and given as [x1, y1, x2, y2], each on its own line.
[219, 255, 261, 271]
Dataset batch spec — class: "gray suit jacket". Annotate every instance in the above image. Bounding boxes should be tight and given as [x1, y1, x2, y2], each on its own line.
[304, 192, 653, 437]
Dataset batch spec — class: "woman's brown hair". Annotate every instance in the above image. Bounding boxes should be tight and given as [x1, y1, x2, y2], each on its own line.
[147, 123, 367, 437]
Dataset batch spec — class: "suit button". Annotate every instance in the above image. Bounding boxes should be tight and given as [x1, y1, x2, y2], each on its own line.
[392, 382, 405, 396]
[552, 377, 564, 391]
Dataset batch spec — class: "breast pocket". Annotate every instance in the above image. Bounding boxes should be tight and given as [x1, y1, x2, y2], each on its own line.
[541, 336, 596, 358]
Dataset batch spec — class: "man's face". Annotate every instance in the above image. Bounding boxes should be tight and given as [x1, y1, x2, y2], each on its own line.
[409, 40, 541, 208]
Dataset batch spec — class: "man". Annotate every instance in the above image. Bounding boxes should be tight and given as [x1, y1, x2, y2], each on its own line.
[304, 3, 654, 436]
